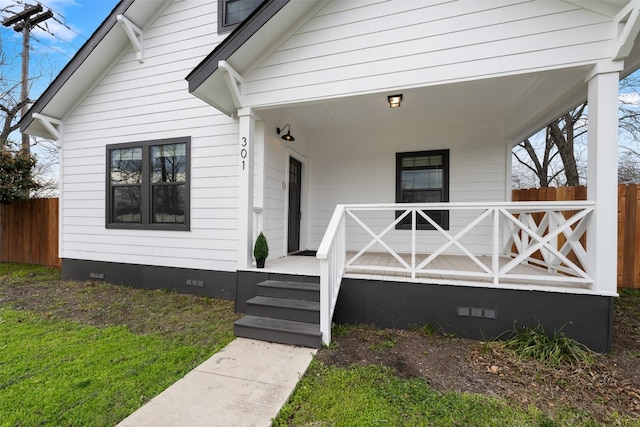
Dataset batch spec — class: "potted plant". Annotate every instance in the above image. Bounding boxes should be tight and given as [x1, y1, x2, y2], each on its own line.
[254, 232, 269, 268]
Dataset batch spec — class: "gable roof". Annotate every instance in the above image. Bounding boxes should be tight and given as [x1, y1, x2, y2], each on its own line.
[186, 0, 326, 116]
[21, 0, 170, 138]
[186, 0, 289, 94]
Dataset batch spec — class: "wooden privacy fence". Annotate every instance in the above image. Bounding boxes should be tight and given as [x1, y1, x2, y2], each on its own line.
[513, 185, 639, 289]
[0, 198, 60, 268]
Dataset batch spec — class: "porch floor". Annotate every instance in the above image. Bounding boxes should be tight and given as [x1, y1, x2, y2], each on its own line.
[251, 252, 592, 293]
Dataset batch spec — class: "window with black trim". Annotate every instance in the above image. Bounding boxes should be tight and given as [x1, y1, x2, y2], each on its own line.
[107, 137, 190, 230]
[218, 0, 263, 33]
[396, 150, 449, 230]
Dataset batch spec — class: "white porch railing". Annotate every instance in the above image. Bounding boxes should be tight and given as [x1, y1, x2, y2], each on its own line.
[316, 201, 595, 345]
[316, 205, 346, 346]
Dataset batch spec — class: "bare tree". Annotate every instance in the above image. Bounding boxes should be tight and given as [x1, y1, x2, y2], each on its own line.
[0, 30, 50, 200]
[549, 104, 586, 186]
[0, 34, 29, 148]
[619, 152, 640, 183]
[1, 15, 61, 197]
[619, 73, 640, 146]
[31, 136, 58, 197]
[513, 73, 639, 188]
[513, 130, 562, 187]
[513, 104, 587, 188]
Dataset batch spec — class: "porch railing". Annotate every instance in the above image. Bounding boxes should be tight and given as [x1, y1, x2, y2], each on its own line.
[316, 205, 346, 346]
[316, 201, 595, 345]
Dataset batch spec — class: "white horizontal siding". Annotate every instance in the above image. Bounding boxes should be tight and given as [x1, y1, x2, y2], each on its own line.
[263, 134, 291, 258]
[60, 0, 241, 271]
[243, 0, 614, 107]
[307, 117, 508, 255]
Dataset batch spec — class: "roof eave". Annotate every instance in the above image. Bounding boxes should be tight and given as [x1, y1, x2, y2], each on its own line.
[20, 0, 135, 135]
[185, 0, 290, 114]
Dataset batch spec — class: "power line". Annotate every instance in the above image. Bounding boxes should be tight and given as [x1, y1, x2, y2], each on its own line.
[2, 0, 88, 50]
[31, 33, 73, 59]
[31, 20, 84, 53]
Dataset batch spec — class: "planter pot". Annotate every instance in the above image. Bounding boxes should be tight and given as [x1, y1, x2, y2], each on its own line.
[256, 259, 265, 268]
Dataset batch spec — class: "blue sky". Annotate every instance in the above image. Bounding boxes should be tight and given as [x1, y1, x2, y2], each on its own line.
[1, 0, 120, 100]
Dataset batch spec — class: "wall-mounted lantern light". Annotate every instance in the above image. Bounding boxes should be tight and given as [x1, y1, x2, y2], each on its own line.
[276, 124, 295, 141]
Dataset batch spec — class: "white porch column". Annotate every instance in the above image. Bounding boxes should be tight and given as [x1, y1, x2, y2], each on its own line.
[586, 64, 621, 295]
[237, 108, 256, 270]
[253, 120, 266, 240]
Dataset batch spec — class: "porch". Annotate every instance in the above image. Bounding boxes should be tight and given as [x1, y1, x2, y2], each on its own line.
[255, 251, 591, 293]
[237, 200, 615, 351]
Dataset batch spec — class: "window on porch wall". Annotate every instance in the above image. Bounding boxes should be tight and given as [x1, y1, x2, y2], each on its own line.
[395, 150, 450, 230]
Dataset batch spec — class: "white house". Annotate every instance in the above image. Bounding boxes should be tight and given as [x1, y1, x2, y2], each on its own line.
[22, 0, 640, 350]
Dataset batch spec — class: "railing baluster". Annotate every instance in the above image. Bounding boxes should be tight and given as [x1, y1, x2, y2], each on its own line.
[492, 208, 499, 286]
[317, 201, 595, 346]
[411, 209, 416, 279]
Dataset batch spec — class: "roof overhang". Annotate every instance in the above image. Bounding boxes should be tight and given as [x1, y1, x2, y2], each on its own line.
[186, 0, 327, 117]
[186, 0, 640, 143]
[21, 0, 171, 139]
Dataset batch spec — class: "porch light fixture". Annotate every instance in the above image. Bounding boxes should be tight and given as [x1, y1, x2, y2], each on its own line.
[277, 124, 295, 141]
[388, 94, 403, 108]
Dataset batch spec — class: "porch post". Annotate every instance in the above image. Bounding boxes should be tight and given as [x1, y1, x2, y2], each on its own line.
[586, 63, 621, 295]
[237, 108, 256, 270]
[253, 120, 266, 239]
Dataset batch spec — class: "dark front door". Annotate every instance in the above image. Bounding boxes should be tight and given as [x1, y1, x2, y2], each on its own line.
[288, 157, 302, 253]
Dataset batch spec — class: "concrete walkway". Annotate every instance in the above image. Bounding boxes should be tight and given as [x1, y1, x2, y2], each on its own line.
[117, 338, 317, 427]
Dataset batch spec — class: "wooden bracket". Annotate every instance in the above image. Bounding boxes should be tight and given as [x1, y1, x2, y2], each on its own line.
[218, 60, 244, 110]
[614, 0, 640, 60]
[32, 113, 62, 141]
[117, 14, 144, 63]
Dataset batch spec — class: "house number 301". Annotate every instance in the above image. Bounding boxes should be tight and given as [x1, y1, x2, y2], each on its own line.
[240, 137, 248, 170]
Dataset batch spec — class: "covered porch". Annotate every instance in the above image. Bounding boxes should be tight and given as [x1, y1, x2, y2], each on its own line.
[184, 1, 638, 351]
[232, 65, 622, 348]
[237, 200, 613, 351]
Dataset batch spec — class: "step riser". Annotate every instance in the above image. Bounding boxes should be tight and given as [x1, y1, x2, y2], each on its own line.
[257, 287, 320, 302]
[234, 324, 321, 348]
[235, 280, 322, 348]
[247, 303, 319, 324]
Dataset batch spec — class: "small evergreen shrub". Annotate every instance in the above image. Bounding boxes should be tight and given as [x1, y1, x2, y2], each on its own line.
[253, 232, 269, 260]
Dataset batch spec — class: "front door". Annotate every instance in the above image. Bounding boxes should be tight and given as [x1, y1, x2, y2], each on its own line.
[288, 157, 302, 253]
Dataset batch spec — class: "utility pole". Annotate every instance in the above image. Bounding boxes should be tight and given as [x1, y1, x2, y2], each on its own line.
[2, 4, 53, 154]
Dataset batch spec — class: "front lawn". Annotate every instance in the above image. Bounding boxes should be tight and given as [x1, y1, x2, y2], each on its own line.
[0, 263, 240, 426]
[275, 290, 640, 426]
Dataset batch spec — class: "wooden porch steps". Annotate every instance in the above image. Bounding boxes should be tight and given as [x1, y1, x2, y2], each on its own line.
[234, 280, 322, 348]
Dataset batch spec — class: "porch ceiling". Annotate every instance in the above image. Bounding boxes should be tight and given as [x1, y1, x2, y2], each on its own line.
[256, 65, 593, 143]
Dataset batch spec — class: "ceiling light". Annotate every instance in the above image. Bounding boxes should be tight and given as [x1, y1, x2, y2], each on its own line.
[387, 94, 403, 108]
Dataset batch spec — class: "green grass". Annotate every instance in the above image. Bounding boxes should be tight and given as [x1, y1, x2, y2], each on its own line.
[0, 262, 60, 281]
[0, 308, 210, 426]
[273, 361, 597, 427]
[616, 288, 640, 312]
[0, 263, 240, 426]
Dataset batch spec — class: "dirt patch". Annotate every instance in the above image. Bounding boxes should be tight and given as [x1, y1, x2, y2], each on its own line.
[316, 290, 640, 424]
[0, 269, 240, 348]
